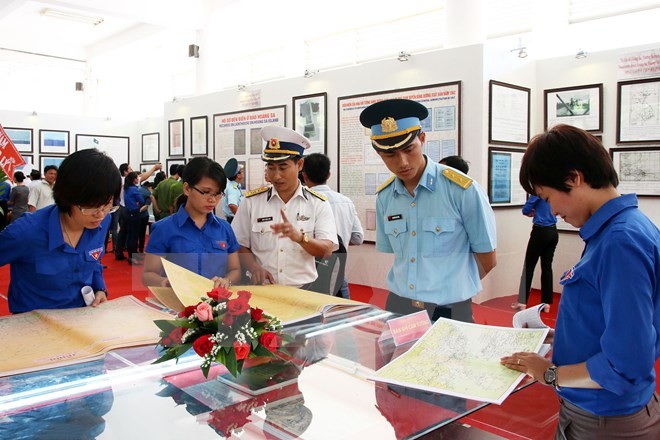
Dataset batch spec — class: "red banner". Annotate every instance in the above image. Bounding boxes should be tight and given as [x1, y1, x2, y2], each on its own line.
[0, 123, 26, 183]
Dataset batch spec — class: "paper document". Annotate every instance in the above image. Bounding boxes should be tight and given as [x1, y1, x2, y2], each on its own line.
[512, 303, 549, 329]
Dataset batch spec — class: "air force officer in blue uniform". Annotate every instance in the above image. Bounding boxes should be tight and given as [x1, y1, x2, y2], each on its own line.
[360, 99, 497, 322]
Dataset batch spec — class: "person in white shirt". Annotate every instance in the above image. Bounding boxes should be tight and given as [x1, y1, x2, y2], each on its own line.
[232, 126, 338, 287]
[28, 165, 57, 212]
[302, 153, 364, 298]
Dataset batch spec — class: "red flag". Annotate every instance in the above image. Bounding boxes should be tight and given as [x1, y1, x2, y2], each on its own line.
[0, 123, 26, 183]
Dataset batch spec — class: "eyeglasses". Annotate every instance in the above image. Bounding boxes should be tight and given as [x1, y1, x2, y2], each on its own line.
[77, 204, 120, 216]
[191, 186, 224, 199]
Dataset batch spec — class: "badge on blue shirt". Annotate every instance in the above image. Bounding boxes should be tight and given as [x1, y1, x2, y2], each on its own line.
[387, 214, 403, 221]
[88, 247, 103, 261]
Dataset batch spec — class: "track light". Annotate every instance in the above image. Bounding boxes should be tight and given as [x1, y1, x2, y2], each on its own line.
[397, 51, 411, 62]
[41, 8, 104, 26]
[510, 47, 527, 58]
[304, 69, 319, 78]
[237, 84, 246, 91]
[575, 49, 588, 59]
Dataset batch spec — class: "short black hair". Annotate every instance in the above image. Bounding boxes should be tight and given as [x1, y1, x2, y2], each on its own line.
[440, 155, 469, 174]
[302, 153, 330, 185]
[520, 124, 618, 194]
[176, 157, 226, 209]
[176, 165, 185, 177]
[30, 169, 41, 180]
[119, 163, 129, 176]
[44, 165, 58, 174]
[53, 149, 121, 213]
[124, 171, 138, 190]
[13, 171, 25, 183]
[169, 163, 179, 175]
[154, 171, 166, 187]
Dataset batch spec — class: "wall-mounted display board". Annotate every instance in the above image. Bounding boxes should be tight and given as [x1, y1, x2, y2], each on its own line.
[488, 80, 530, 146]
[544, 83, 603, 133]
[616, 77, 660, 144]
[39, 129, 69, 155]
[15, 154, 33, 173]
[213, 105, 286, 191]
[166, 158, 187, 176]
[337, 82, 461, 242]
[611, 146, 660, 197]
[76, 134, 129, 168]
[141, 133, 160, 163]
[487, 147, 527, 207]
[168, 119, 185, 157]
[190, 116, 208, 157]
[40, 155, 65, 170]
[3, 127, 33, 153]
[292, 92, 327, 155]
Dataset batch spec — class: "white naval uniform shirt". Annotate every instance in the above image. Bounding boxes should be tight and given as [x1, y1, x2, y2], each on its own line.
[232, 184, 338, 287]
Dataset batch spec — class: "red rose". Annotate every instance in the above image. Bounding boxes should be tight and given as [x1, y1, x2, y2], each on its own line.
[207, 287, 232, 301]
[250, 307, 264, 321]
[162, 327, 183, 347]
[237, 290, 252, 301]
[233, 341, 250, 360]
[222, 313, 235, 326]
[192, 334, 215, 357]
[259, 332, 281, 352]
[227, 298, 250, 316]
[178, 305, 196, 318]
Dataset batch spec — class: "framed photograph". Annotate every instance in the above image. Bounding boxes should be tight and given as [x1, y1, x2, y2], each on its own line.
[168, 119, 185, 157]
[142, 132, 160, 162]
[544, 83, 603, 132]
[40, 155, 66, 170]
[15, 154, 33, 174]
[611, 146, 660, 197]
[489, 80, 530, 146]
[39, 129, 69, 155]
[617, 78, 660, 144]
[166, 158, 187, 175]
[190, 116, 208, 156]
[337, 82, 461, 242]
[293, 92, 327, 154]
[3, 127, 33, 153]
[487, 147, 527, 207]
[76, 134, 129, 168]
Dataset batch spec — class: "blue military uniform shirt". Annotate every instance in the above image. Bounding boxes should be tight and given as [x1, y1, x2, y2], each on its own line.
[222, 181, 244, 219]
[554, 193, 660, 416]
[146, 205, 239, 279]
[376, 159, 497, 305]
[522, 195, 557, 226]
[0, 205, 109, 313]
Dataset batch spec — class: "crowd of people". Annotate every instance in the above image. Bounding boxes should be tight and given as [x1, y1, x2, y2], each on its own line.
[1, 98, 658, 439]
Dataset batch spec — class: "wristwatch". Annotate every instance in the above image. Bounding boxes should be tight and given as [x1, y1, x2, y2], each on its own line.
[297, 231, 310, 244]
[544, 365, 559, 389]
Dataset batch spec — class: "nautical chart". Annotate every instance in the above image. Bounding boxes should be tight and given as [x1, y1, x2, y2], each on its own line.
[370, 318, 548, 405]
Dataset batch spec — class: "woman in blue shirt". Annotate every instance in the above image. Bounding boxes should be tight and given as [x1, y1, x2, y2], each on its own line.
[0, 149, 121, 313]
[502, 124, 660, 439]
[123, 171, 145, 265]
[142, 157, 240, 289]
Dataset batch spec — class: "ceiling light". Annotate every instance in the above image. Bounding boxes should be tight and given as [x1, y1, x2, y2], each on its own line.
[397, 51, 411, 62]
[304, 69, 319, 78]
[41, 8, 104, 26]
[575, 49, 588, 59]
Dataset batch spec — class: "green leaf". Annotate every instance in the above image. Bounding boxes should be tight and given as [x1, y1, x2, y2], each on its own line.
[252, 345, 276, 357]
[152, 350, 179, 364]
[153, 319, 178, 333]
[174, 343, 193, 357]
[226, 349, 238, 377]
[201, 362, 210, 378]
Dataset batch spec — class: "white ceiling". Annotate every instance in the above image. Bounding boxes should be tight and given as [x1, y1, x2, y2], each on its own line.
[0, 0, 228, 60]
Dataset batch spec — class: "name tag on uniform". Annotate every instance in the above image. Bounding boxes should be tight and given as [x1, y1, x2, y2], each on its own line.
[257, 216, 273, 223]
[387, 214, 402, 221]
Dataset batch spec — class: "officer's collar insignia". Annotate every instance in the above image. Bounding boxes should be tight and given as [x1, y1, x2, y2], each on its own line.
[89, 247, 103, 261]
[296, 213, 310, 221]
[381, 117, 398, 133]
[270, 138, 280, 149]
[427, 174, 435, 189]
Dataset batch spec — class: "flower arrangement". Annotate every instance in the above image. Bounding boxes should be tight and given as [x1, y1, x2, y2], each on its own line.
[153, 286, 286, 378]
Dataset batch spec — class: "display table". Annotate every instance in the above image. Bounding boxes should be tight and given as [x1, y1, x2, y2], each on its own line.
[0, 308, 533, 439]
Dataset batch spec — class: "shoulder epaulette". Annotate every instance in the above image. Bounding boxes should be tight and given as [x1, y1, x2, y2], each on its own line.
[376, 175, 395, 193]
[245, 186, 270, 198]
[305, 187, 328, 201]
[442, 168, 473, 189]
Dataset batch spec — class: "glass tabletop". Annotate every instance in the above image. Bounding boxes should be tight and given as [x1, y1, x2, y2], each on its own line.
[0, 309, 529, 439]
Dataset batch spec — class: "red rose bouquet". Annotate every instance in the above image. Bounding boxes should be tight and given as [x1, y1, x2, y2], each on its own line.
[153, 287, 286, 378]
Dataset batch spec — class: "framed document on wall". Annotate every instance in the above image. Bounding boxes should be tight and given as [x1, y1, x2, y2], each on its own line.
[616, 77, 660, 144]
[76, 134, 129, 168]
[487, 147, 527, 207]
[141, 132, 160, 162]
[168, 119, 185, 157]
[544, 83, 603, 132]
[610, 146, 660, 196]
[293, 92, 327, 154]
[39, 129, 69, 155]
[3, 127, 33, 153]
[489, 80, 530, 146]
[190, 116, 208, 156]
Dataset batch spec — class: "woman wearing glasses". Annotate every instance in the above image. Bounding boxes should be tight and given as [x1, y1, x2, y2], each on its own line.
[0, 149, 121, 313]
[143, 157, 241, 289]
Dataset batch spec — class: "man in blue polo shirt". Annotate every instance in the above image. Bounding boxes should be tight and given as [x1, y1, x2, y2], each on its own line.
[359, 98, 497, 322]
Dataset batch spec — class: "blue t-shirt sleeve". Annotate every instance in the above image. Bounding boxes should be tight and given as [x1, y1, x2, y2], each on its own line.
[461, 183, 497, 253]
[145, 221, 168, 254]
